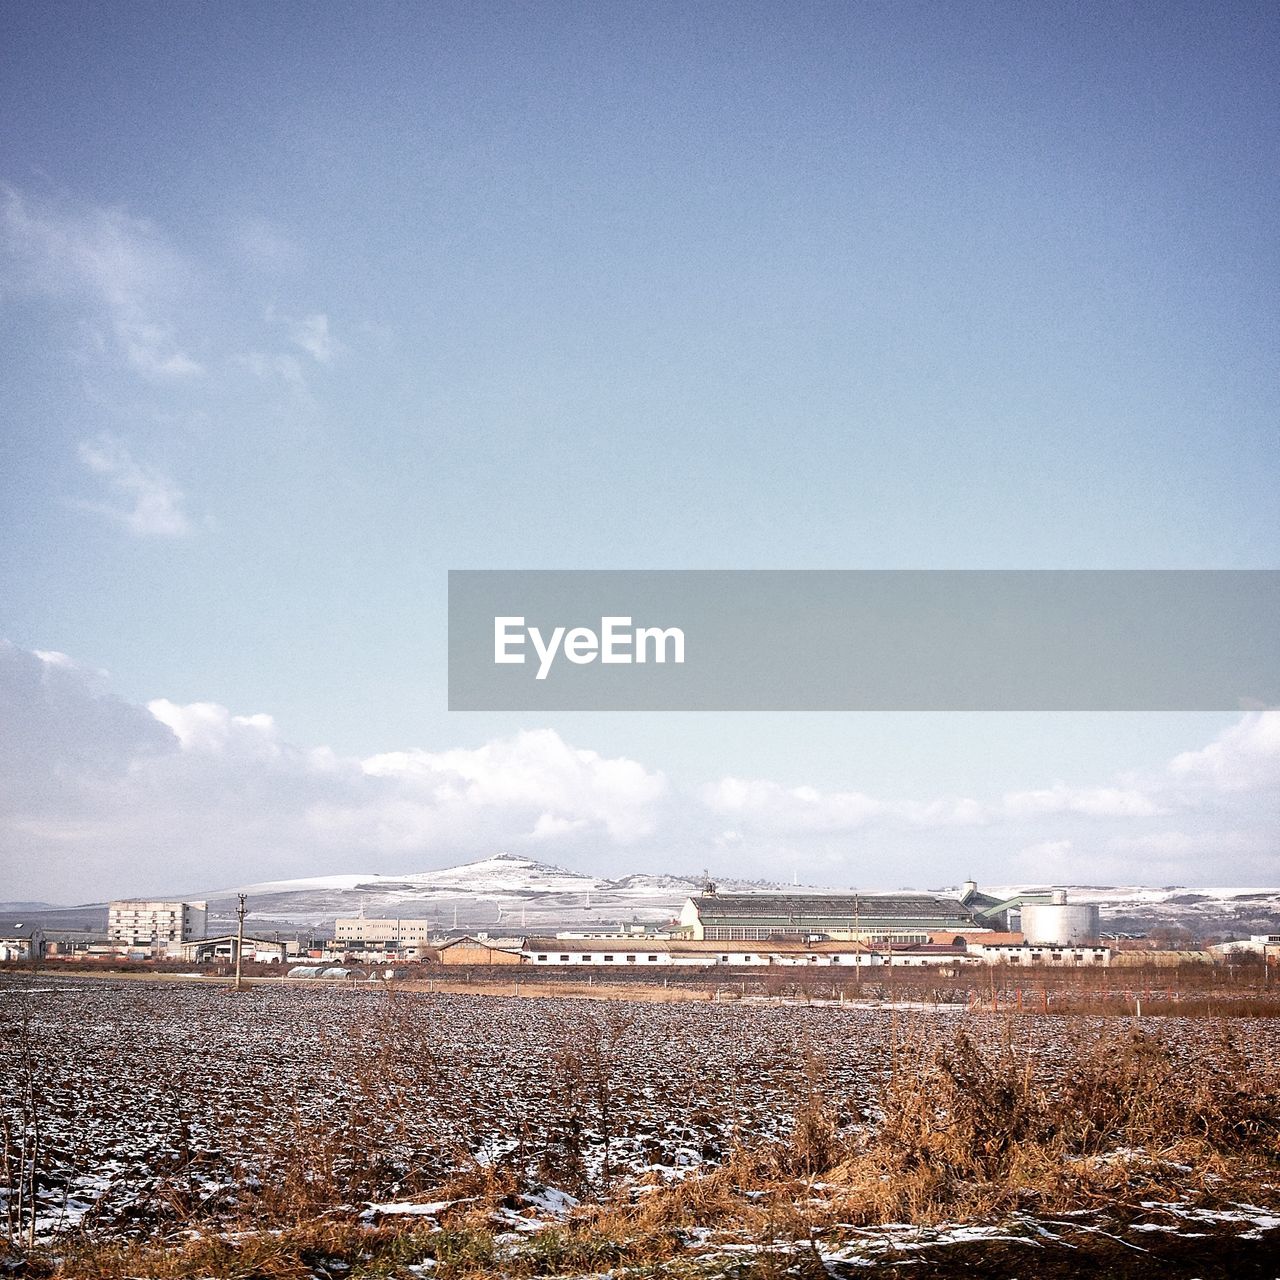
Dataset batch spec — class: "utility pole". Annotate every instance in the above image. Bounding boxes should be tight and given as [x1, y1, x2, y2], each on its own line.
[234, 894, 247, 991]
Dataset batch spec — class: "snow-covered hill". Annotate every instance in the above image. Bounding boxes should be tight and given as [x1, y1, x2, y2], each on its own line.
[199, 853, 733, 930]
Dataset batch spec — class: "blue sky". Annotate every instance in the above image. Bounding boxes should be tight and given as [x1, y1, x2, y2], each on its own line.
[1, 2, 1277, 899]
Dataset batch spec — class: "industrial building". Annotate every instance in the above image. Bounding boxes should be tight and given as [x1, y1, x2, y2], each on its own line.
[965, 940, 1111, 966]
[177, 935, 290, 964]
[332, 916, 436, 956]
[1209, 934, 1280, 962]
[677, 890, 982, 943]
[436, 935, 525, 965]
[107, 899, 208, 947]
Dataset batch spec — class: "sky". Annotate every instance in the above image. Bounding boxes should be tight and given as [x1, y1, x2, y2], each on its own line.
[1, 1, 1277, 902]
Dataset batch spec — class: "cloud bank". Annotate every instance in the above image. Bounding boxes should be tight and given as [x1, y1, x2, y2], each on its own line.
[0, 639, 1276, 902]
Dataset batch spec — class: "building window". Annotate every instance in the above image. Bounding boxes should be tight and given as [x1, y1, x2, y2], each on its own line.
[647, 955, 658, 962]
[603, 955, 614, 962]
[536, 954, 548, 961]
[559, 955, 570, 962]
[626, 955, 637, 963]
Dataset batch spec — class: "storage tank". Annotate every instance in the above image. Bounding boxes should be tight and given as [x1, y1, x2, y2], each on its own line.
[1020, 891, 1100, 945]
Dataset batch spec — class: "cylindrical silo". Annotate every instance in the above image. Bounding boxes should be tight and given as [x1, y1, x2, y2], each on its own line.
[1020, 895, 1100, 945]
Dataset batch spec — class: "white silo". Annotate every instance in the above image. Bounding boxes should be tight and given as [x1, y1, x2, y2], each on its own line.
[1020, 890, 1100, 946]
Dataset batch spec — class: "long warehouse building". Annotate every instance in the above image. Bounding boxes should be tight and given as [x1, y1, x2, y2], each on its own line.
[678, 891, 982, 943]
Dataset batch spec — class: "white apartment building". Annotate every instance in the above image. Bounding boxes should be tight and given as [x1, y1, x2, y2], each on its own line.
[107, 899, 208, 947]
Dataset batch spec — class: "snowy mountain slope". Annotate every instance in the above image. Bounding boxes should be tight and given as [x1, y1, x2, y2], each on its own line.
[199, 853, 716, 930]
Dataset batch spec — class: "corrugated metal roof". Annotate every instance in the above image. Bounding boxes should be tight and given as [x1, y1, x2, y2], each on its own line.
[690, 893, 975, 922]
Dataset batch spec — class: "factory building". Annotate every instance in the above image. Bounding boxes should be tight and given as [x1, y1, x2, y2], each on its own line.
[436, 935, 525, 965]
[332, 917, 436, 956]
[177, 935, 290, 964]
[107, 899, 208, 947]
[677, 890, 981, 944]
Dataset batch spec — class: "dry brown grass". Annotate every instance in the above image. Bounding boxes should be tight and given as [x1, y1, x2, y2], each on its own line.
[23, 1019, 1280, 1278]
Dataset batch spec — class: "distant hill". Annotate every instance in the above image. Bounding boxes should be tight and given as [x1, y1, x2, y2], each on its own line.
[195, 853, 736, 932]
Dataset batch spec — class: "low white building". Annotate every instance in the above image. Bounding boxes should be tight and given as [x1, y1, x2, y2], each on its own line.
[1210, 934, 1280, 961]
[966, 941, 1111, 967]
[522, 938, 889, 968]
[108, 899, 208, 947]
[520, 936, 1111, 970]
[0, 934, 40, 962]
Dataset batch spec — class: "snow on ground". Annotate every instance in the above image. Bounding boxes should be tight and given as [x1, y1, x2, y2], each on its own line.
[3, 974, 1278, 1251]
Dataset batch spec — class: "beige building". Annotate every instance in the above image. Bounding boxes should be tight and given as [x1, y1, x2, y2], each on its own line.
[332, 917, 436, 951]
[107, 899, 208, 947]
[437, 936, 525, 965]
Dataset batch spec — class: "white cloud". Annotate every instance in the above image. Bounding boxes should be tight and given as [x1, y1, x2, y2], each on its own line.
[235, 350, 311, 400]
[243, 309, 338, 398]
[75, 435, 190, 536]
[703, 777, 883, 833]
[2, 186, 203, 379]
[1001, 782, 1163, 818]
[1010, 838, 1075, 879]
[232, 218, 304, 273]
[362, 730, 668, 844]
[1168, 710, 1280, 793]
[288, 313, 336, 363]
[76, 433, 191, 537]
[903, 796, 990, 827]
[703, 780, 992, 832]
[148, 700, 280, 757]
